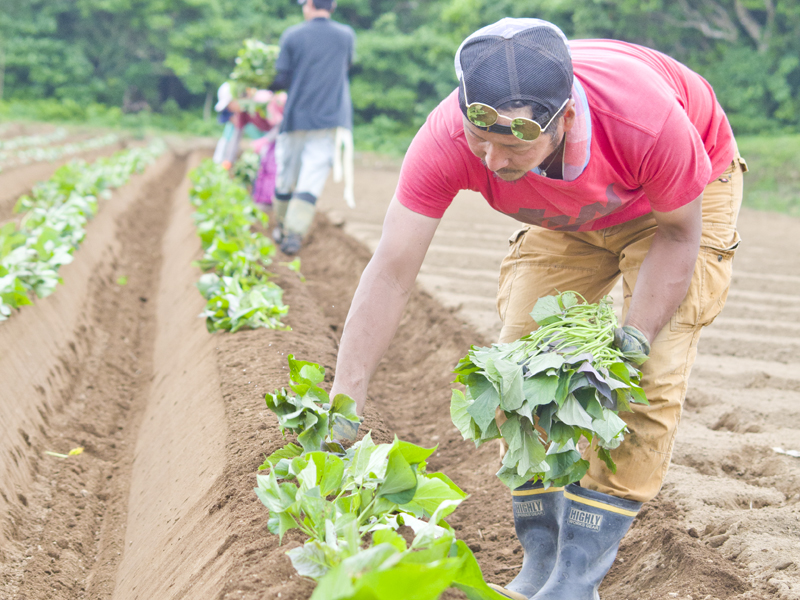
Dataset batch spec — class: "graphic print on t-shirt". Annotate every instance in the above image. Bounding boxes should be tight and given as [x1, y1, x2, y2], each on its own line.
[512, 183, 626, 231]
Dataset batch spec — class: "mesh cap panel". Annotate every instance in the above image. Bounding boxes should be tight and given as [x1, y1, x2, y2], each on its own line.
[455, 18, 573, 125]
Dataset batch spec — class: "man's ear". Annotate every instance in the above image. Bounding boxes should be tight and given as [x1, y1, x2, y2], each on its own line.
[562, 98, 577, 134]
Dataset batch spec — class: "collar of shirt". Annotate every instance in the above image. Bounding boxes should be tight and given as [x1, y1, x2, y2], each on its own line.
[531, 77, 592, 182]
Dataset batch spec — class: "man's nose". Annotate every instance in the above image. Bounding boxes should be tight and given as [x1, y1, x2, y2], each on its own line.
[483, 144, 509, 172]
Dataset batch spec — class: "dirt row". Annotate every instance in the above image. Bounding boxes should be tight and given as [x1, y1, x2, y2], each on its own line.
[0, 143, 795, 600]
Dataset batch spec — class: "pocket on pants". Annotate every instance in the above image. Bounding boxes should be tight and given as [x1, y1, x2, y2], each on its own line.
[497, 227, 530, 323]
[671, 231, 741, 331]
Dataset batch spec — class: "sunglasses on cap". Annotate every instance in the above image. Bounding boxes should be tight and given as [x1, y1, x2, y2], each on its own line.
[462, 81, 569, 141]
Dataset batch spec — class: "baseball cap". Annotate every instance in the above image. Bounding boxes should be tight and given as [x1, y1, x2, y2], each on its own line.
[455, 18, 573, 130]
[215, 82, 233, 112]
[297, 0, 335, 9]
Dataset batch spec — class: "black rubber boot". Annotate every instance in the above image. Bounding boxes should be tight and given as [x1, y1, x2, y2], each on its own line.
[532, 483, 641, 600]
[488, 481, 564, 600]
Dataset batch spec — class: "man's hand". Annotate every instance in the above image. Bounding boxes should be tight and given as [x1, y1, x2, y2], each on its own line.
[331, 415, 361, 442]
[320, 415, 362, 455]
[614, 325, 650, 365]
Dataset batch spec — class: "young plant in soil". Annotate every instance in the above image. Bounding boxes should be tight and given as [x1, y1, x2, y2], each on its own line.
[0, 141, 165, 320]
[259, 356, 507, 600]
[188, 160, 288, 332]
[451, 291, 649, 489]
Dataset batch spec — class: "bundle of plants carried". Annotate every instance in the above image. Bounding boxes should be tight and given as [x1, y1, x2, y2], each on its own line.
[451, 291, 649, 490]
[258, 355, 507, 600]
[229, 39, 281, 95]
[188, 159, 287, 332]
[232, 149, 260, 188]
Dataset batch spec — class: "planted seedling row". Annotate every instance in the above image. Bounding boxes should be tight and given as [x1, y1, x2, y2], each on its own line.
[0, 133, 120, 173]
[188, 160, 289, 332]
[259, 355, 507, 600]
[0, 127, 68, 151]
[0, 140, 166, 321]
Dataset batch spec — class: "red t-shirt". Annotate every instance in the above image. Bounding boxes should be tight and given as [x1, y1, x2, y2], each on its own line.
[396, 40, 735, 232]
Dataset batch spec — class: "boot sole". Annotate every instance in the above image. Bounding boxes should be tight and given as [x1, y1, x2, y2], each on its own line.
[487, 583, 529, 600]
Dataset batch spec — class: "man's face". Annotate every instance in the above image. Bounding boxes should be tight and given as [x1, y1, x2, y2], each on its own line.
[462, 101, 574, 182]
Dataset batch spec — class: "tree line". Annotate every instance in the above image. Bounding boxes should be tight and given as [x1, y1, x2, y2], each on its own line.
[0, 0, 796, 148]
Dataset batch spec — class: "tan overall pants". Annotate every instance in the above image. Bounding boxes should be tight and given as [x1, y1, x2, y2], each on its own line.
[496, 153, 746, 503]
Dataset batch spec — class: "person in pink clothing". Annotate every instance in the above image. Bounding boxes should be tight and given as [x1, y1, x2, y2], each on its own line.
[325, 18, 746, 600]
[250, 91, 287, 208]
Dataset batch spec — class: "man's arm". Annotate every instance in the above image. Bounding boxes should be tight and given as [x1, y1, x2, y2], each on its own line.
[624, 194, 703, 342]
[330, 196, 440, 413]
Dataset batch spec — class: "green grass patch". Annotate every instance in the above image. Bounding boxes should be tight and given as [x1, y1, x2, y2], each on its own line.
[737, 134, 800, 217]
[0, 98, 221, 138]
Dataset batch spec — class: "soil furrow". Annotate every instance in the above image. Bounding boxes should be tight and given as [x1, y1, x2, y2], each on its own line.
[0, 149, 187, 599]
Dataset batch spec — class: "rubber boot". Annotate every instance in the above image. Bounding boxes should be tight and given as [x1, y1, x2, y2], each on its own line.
[533, 483, 641, 600]
[488, 481, 564, 600]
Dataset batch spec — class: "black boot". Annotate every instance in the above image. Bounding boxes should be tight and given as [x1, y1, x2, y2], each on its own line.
[489, 481, 564, 600]
[533, 483, 641, 600]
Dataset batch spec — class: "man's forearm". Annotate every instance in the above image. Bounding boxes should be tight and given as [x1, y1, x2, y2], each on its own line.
[625, 232, 698, 341]
[625, 195, 703, 342]
[329, 197, 439, 414]
[331, 259, 415, 413]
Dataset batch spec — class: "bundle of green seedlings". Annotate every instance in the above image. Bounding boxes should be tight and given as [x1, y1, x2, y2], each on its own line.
[232, 149, 261, 188]
[229, 39, 281, 99]
[188, 160, 288, 332]
[259, 355, 507, 600]
[0, 141, 165, 321]
[451, 291, 649, 490]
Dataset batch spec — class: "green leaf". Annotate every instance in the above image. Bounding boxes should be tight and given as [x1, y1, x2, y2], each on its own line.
[331, 393, 360, 422]
[451, 540, 509, 600]
[629, 384, 649, 405]
[259, 442, 303, 471]
[591, 410, 627, 445]
[499, 414, 524, 454]
[465, 374, 501, 435]
[287, 541, 330, 579]
[556, 395, 595, 430]
[373, 529, 408, 553]
[554, 370, 573, 406]
[494, 359, 525, 411]
[396, 440, 437, 467]
[297, 411, 329, 453]
[288, 354, 326, 385]
[451, 389, 474, 439]
[379, 443, 418, 501]
[522, 373, 560, 407]
[529, 295, 563, 326]
[597, 447, 617, 473]
[525, 353, 566, 376]
[549, 421, 576, 446]
[317, 453, 346, 497]
[353, 559, 462, 600]
[425, 472, 466, 497]
[401, 475, 466, 518]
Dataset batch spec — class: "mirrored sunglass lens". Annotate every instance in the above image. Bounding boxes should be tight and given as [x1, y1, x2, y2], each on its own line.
[467, 104, 498, 128]
[510, 118, 541, 141]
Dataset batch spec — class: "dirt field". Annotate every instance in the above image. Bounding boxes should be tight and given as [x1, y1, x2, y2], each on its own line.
[0, 140, 798, 600]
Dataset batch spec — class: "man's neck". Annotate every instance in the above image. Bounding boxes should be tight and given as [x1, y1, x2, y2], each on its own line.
[305, 9, 331, 20]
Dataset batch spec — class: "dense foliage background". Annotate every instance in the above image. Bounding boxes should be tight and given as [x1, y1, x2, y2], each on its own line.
[1, 0, 798, 152]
